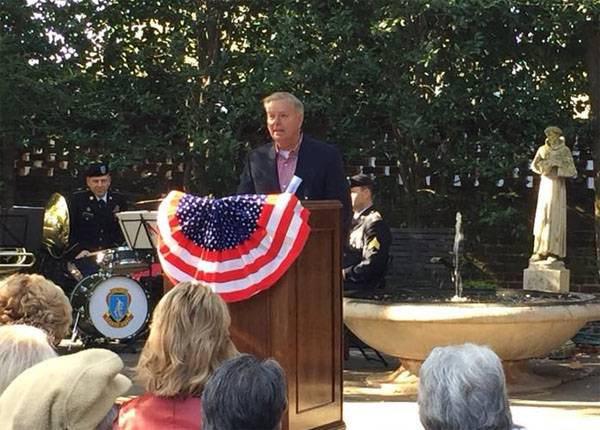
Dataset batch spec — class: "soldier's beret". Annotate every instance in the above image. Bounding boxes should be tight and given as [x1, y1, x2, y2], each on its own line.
[86, 162, 110, 177]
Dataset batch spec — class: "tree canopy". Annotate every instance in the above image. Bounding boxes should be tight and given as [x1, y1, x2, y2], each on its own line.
[1, 0, 599, 237]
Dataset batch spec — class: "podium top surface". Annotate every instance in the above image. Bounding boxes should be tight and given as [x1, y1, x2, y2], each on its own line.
[301, 200, 342, 210]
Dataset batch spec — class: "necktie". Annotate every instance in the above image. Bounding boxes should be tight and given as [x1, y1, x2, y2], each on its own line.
[98, 199, 106, 209]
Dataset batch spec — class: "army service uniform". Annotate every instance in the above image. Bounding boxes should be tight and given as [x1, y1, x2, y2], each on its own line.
[68, 189, 128, 254]
[343, 206, 391, 291]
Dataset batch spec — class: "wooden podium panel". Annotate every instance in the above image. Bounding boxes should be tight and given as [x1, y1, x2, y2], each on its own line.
[228, 200, 344, 430]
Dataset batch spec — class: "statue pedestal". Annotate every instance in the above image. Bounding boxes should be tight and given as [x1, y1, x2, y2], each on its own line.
[523, 263, 570, 293]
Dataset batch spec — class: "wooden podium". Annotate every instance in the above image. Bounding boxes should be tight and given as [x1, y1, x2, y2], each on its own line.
[228, 200, 345, 430]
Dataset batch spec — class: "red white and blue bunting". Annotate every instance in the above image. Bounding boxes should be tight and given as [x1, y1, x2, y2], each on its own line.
[157, 191, 310, 302]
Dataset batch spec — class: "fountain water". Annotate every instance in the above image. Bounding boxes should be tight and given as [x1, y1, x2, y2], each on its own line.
[450, 212, 467, 302]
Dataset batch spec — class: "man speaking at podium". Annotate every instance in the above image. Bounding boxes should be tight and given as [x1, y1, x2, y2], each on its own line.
[237, 92, 350, 226]
[68, 162, 127, 259]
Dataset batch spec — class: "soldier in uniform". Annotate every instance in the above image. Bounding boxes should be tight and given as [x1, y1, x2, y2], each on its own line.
[68, 162, 127, 262]
[343, 173, 391, 292]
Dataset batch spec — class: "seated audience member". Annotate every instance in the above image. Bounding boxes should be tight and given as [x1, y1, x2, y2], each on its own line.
[202, 353, 287, 430]
[114, 282, 238, 430]
[0, 273, 72, 345]
[0, 324, 57, 395]
[418, 343, 515, 430]
[0, 348, 131, 430]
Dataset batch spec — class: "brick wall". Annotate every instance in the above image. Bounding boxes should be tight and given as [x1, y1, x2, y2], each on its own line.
[387, 227, 600, 294]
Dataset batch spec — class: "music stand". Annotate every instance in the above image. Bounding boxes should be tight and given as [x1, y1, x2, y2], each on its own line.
[116, 211, 163, 299]
[0, 206, 43, 250]
[116, 211, 159, 251]
[0, 206, 41, 273]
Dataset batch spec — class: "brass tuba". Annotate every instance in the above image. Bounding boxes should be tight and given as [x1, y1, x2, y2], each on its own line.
[42, 192, 70, 258]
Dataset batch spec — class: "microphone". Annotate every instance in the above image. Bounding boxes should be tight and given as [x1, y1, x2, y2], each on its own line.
[285, 175, 303, 194]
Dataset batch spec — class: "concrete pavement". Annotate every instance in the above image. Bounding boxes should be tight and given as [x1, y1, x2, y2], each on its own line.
[342, 348, 600, 430]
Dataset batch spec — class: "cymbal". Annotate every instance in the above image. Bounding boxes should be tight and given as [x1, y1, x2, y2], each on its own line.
[134, 198, 163, 205]
[133, 198, 163, 210]
[42, 193, 69, 258]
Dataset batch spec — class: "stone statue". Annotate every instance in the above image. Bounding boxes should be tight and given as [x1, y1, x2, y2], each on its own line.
[529, 126, 577, 264]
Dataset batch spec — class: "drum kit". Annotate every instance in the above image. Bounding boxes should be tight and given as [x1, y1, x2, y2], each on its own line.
[42, 193, 162, 345]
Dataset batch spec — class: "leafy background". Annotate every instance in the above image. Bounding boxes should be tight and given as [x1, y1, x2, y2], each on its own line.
[2, 0, 599, 246]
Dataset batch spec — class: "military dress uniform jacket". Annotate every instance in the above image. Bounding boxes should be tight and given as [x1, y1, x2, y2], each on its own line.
[343, 206, 391, 290]
[68, 189, 127, 253]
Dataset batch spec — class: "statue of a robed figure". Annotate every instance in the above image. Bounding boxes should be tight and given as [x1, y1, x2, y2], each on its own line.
[529, 126, 577, 264]
[524, 126, 576, 293]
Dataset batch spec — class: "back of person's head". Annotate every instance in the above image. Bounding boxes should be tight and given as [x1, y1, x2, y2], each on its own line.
[0, 348, 131, 430]
[136, 281, 237, 397]
[0, 324, 57, 394]
[418, 343, 512, 430]
[0, 273, 72, 345]
[202, 353, 287, 430]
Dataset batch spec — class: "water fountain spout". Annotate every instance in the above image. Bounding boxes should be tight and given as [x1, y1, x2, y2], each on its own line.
[451, 212, 466, 302]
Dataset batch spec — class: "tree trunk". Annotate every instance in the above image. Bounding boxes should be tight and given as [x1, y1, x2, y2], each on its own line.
[0, 138, 16, 208]
[584, 22, 600, 280]
[184, 0, 222, 196]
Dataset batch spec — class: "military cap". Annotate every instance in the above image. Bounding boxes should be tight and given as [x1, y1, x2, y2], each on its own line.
[349, 173, 374, 188]
[85, 162, 110, 177]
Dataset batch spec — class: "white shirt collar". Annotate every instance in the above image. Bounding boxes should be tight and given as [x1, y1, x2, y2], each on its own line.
[276, 133, 303, 159]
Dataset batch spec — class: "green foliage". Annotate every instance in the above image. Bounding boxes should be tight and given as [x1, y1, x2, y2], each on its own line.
[1, 0, 599, 236]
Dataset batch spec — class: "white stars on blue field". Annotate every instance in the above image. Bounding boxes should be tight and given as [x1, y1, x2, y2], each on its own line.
[176, 194, 266, 251]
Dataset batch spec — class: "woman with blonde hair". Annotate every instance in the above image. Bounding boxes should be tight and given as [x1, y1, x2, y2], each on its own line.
[0, 273, 72, 345]
[0, 324, 57, 394]
[114, 281, 237, 429]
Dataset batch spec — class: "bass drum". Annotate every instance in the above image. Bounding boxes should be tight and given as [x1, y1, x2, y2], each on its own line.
[70, 274, 150, 341]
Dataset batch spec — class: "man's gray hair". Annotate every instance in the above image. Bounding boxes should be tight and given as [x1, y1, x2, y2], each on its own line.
[201, 353, 287, 430]
[418, 343, 513, 430]
[263, 92, 304, 115]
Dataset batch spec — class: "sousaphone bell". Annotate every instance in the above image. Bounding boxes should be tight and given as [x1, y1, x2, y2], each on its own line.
[42, 192, 70, 258]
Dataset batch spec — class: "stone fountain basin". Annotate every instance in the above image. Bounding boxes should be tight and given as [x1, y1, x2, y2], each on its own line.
[344, 291, 600, 393]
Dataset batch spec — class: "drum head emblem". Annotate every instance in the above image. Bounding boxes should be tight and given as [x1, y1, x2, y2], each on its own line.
[103, 287, 133, 328]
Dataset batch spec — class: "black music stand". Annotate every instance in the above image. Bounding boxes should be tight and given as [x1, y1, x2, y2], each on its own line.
[0, 206, 43, 250]
[116, 211, 159, 276]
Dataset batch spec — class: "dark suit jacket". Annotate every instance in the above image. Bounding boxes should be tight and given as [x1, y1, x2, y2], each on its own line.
[237, 134, 351, 226]
[68, 189, 127, 253]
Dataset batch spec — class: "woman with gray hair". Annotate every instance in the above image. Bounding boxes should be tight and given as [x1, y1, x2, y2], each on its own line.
[418, 343, 518, 430]
[0, 324, 57, 394]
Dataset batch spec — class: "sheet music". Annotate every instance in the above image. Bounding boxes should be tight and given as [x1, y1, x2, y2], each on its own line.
[116, 211, 158, 250]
